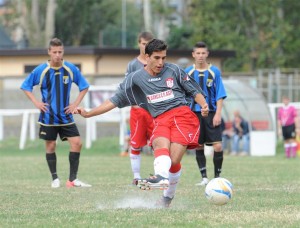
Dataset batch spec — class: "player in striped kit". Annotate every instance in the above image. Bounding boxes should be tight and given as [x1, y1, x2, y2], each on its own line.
[124, 32, 154, 185]
[77, 39, 209, 207]
[21, 38, 91, 188]
[277, 96, 298, 158]
[185, 41, 227, 186]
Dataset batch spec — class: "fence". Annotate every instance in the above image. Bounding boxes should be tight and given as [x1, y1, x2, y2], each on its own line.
[2, 69, 300, 150]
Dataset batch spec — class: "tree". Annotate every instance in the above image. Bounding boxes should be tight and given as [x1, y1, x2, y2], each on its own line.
[44, 0, 56, 46]
[187, 0, 299, 71]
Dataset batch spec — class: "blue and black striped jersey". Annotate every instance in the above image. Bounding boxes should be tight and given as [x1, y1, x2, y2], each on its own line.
[21, 61, 89, 126]
[185, 64, 226, 112]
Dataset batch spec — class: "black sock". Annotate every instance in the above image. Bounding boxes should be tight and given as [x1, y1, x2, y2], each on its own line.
[69, 152, 80, 182]
[46, 153, 58, 180]
[196, 149, 207, 178]
[213, 151, 223, 178]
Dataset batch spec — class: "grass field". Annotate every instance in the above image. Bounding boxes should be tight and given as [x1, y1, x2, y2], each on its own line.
[0, 138, 300, 227]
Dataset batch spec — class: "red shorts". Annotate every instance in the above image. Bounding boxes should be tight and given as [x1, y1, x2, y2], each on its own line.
[150, 106, 200, 149]
[130, 107, 154, 148]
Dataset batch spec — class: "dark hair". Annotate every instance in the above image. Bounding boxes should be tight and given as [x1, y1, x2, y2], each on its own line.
[138, 31, 154, 42]
[193, 41, 208, 50]
[49, 38, 63, 49]
[145, 39, 168, 56]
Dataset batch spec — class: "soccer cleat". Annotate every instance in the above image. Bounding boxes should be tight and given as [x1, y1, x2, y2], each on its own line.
[51, 178, 60, 188]
[66, 179, 92, 188]
[137, 174, 169, 190]
[195, 177, 209, 186]
[155, 196, 173, 208]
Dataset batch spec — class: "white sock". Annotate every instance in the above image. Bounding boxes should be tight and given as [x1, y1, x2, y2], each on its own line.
[130, 152, 141, 179]
[164, 169, 181, 199]
[154, 155, 171, 178]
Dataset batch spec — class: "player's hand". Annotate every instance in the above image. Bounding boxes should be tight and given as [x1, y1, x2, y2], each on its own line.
[76, 107, 88, 118]
[35, 101, 49, 113]
[213, 114, 221, 127]
[64, 103, 77, 114]
[201, 103, 209, 117]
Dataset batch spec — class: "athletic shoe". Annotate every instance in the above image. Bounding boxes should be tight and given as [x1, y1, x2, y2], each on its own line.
[155, 196, 173, 208]
[66, 179, 92, 188]
[137, 174, 169, 190]
[195, 177, 209, 186]
[51, 178, 60, 188]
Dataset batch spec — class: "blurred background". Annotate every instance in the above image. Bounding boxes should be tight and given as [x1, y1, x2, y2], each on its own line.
[1, 0, 300, 153]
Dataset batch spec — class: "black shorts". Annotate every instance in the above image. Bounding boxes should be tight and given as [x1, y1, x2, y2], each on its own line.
[39, 124, 80, 141]
[195, 112, 222, 145]
[282, 124, 296, 140]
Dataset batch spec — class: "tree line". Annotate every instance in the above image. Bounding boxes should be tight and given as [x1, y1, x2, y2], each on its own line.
[1, 0, 299, 72]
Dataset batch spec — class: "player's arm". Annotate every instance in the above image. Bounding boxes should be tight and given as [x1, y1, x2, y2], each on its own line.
[22, 90, 49, 112]
[213, 99, 223, 127]
[77, 82, 131, 118]
[65, 88, 89, 114]
[77, 100, 116, 118]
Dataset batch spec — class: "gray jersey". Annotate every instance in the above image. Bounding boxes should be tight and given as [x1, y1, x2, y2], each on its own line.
[125, 58, 144, 76]
[111, 62, 206, 118]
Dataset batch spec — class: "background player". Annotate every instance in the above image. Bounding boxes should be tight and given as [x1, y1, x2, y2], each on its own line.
[125, 31, 154, 184]
[277, 96, 298, 158]
[20, 38, 91, 188]
[76, 39, 209, 207]
[185, 41, 227, 186]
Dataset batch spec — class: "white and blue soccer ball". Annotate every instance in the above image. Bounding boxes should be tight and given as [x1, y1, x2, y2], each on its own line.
[205, 177, 233, 205]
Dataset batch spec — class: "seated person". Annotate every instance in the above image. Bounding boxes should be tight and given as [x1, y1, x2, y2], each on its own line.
[230, 111, 250, 156]
[220, 117, 232, 154]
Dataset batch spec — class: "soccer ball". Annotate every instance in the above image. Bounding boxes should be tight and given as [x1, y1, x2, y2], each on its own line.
[205, 177, 233, 205]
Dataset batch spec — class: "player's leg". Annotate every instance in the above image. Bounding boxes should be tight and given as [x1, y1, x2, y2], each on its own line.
[195, 145, 208, 185]
[289, 125, 297, 158]
[207, 121, 224, 178]
[155, 136, 187, 207]
[45, 140, 60, 188]
[282, 126, 291, 158]
[213, 142, 223, 177]
[194, 112, 209, 185]
[157, 162, 182, 208]
[130, 147, 142, 183]
[129, 108, 148, 183]
[137, 136, 171, 190]
[39, 125, 60, 188]
[290, 140, 297, 158]
[60, 124, 91, 187]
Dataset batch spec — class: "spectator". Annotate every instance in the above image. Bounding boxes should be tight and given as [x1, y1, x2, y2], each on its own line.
[221, 117, 232, 154]
[230, 111, 250, 156]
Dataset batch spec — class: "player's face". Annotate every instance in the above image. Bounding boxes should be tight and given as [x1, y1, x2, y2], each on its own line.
[282, 97, 290, 106]
[146, 50, 167, 76]
[192, 47, 209, 65]
[138, 38, 150, 55]
[48, 46, 64, 67]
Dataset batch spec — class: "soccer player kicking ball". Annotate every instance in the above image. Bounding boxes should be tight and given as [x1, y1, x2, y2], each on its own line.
[21, 38, 91, 188]
[76, 39, 208, 207]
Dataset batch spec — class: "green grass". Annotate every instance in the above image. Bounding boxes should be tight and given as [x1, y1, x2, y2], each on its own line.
[0, 138, 300, 227]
